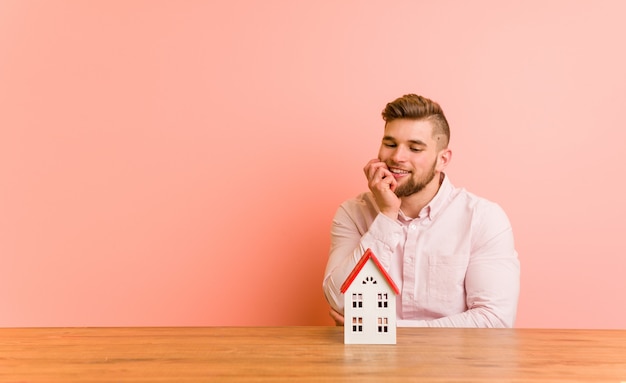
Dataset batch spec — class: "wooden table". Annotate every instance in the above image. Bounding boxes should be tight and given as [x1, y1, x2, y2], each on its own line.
[1, 326, 625, 382]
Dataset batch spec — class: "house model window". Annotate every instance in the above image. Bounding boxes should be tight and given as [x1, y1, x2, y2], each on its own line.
[377, 293, 388, 308]
[340, 249, 400, 345]
[377, 317, 389, 333]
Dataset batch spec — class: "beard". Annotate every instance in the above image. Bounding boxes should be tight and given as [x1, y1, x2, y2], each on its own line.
[393, 160, 437, 198]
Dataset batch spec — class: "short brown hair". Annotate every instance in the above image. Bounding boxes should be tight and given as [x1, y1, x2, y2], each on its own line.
[381, 94, 450, 149]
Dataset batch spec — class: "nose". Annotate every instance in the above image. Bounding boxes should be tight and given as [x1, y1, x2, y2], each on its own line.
[390, 146, 408, 163]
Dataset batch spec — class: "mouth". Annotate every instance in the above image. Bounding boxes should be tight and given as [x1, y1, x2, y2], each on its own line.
[389, 167, 410, 178]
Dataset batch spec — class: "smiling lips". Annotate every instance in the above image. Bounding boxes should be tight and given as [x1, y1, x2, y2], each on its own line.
[389, 168, 410, 178]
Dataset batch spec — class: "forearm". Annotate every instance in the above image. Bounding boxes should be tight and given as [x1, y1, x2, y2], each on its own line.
[398, 306, 514, 328]
[322, 247, 362, 313]
[322, 209, 402, 313]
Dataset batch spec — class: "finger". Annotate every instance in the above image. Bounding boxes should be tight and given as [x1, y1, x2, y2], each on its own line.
[329, 309, 345, 326]
[363, 159, 384, 179]
[388, 176, 398, 192]
[373, 166, 393, 185]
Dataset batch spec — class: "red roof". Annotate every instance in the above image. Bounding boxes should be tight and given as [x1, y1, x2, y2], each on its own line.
[340, 249, 400, 294]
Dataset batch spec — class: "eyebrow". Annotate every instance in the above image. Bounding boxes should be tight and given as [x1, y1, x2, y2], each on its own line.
[382, 136, 428, 146]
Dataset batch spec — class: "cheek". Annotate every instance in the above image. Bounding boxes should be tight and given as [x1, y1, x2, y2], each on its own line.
[377, 147, 386, 160]
[413, 156, 437, 170]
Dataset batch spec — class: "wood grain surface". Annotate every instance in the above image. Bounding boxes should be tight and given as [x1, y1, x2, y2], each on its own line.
[1, 326, 625, 382]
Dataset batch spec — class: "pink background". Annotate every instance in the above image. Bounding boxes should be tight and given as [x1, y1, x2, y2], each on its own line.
[1, 1, 625, 328]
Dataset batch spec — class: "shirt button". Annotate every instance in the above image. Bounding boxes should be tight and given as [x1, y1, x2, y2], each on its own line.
[409, 224, 417, 230]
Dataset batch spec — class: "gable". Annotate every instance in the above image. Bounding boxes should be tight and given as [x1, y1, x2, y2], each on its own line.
[340, 249, 399, 295]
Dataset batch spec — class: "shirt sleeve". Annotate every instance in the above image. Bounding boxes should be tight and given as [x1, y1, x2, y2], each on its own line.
[322, 202, 403, 314]
[399, 202, 520, 328]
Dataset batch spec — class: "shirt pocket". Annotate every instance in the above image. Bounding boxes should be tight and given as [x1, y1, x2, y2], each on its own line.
[427, 253, 469, 304]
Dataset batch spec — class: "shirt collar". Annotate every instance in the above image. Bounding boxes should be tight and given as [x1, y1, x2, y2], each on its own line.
[425, 172, 453, 220]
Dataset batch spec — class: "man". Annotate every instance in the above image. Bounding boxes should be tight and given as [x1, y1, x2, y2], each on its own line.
[322, 94, 520, 327]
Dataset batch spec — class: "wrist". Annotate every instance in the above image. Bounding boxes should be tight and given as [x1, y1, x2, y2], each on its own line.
[380, 208, 399, 219]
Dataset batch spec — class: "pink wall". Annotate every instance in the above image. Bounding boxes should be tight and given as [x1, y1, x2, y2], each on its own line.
[1, 1, 625, 328]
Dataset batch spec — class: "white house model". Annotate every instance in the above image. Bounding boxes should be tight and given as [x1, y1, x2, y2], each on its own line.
[340, 248, 400, 344]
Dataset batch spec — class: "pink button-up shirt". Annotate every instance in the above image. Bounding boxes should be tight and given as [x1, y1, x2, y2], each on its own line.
[323, 175, 520, 327]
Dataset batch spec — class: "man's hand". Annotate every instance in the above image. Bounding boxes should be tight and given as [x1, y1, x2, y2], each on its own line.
[363, 159, 401, 218]
[329, 308, 344, 326]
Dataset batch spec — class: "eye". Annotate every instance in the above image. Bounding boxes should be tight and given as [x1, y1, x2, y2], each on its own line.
[410, 147, 423, 152]
[383, 142, 397, 148]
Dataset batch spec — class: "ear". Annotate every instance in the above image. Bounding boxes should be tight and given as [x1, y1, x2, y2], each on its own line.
[436, 148, 452, 171]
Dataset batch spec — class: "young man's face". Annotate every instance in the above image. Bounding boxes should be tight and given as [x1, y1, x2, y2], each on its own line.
[377, 118, 448, 198]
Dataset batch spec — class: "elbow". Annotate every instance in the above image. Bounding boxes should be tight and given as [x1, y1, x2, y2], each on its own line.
[322, 277, 344, 313]
[468, 302, 517, 328]
[485, 307, 517, 328]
